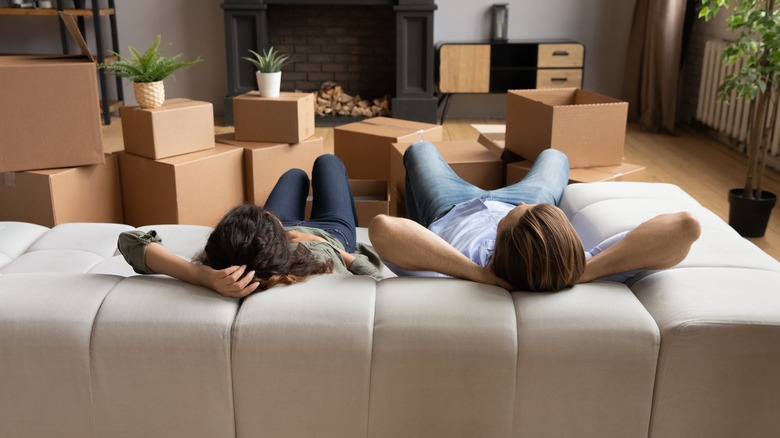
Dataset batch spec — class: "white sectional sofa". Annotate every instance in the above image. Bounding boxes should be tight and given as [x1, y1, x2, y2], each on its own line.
[1, 181, 778, 438]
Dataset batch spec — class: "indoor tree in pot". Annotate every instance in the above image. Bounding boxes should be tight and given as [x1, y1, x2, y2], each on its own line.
[243, 47, 290, 97]
[98, 35, 202, 109]
[700, 0, 779, 237]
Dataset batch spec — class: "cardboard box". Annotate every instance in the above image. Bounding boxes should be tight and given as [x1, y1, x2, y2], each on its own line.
[233, 91, 315, 144]
[389, 140, 504, 217]
[216, 133, 325, 206]
[0, 154, 123, 228]
[506, 160, 646, 185]
[0, 13, 104, 172]
[305, 180, 389, 227]
[119, 144, 245, 227]
[334, 117, 443, 180]
[505, 88, 628, 168]
[472, 124, 505, 158]
[472, 124, 523, 163]
[119, 99, 215, 159]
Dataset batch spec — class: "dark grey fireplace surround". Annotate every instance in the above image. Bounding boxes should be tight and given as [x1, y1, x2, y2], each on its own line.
[221, 0, 438, 125]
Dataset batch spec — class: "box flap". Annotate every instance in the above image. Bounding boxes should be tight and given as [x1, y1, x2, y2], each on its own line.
[58, 12, 94, 62]
[341, 117, 436, 139]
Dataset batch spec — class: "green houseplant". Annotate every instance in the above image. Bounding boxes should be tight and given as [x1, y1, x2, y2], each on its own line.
[243, 47, 290, 97]
[699, 0, 779, 237]
[99, 35, 202, 109]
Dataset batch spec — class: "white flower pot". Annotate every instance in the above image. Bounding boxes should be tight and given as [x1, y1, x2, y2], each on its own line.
[256, 71, 282, 97]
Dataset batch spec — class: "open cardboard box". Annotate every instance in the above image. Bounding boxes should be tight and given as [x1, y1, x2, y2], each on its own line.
[0, 12, 104, 173]
[505, 88, 628, 168]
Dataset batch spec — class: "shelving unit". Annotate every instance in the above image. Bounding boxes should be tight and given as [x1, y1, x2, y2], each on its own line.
[436, 41, 585, 122]
[0, 0, 123, 124]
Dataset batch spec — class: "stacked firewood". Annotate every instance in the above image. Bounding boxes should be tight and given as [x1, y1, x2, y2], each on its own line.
[314, 81, 390, 117]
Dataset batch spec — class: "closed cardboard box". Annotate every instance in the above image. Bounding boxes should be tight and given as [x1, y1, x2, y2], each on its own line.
[506, 160, 646, 185]
[119, 145, 245, 227]
[216, 133, 325, 206]
[233, 92, 315, 144]
[389, 140, 504, 217]
[505, 88, 627, 168]
[0, 153, 123, 227]
[305, 179, 389, 227]
[335, 117, 443, 180]
[120, 99, 215, 159]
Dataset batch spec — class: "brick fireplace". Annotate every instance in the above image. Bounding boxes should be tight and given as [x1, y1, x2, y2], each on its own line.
[221, 0, 437, 125]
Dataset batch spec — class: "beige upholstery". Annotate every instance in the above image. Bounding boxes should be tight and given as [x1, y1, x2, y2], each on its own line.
[232, 274, 376, 438]
[1, 181, 778, 438]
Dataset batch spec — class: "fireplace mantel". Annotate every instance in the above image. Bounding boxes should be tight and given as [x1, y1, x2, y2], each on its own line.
[221, 0, 438, 124]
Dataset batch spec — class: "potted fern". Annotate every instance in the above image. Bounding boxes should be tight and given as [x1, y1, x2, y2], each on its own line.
[99, 35, 202, 109]
[243, 47, 290, 97]
[699, 0, 778, 237]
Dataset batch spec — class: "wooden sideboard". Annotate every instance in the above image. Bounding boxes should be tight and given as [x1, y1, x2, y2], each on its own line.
[436, 41, 585, 121]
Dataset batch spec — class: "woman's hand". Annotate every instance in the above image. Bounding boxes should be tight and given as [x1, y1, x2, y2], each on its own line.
[287, 230, 327, 243]
[195, 264, 260, 298]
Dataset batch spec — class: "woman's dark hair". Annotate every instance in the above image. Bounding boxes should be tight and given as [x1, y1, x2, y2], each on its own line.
[197, 204, 333, 290]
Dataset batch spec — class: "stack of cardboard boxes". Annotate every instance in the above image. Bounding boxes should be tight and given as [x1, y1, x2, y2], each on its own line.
[118, 99, 245, 227]
[0, 30, 123, 228]
[1, 67, 639, 230]
[218, 91, 323, 208]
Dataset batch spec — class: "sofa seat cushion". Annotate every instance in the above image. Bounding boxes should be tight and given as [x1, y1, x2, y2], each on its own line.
[0, 273, 123, 438]
[632, 268, 780, 438]
[0, 221, 49, 269]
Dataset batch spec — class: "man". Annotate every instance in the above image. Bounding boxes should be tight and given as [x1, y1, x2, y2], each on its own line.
[368, 141, 701, 291]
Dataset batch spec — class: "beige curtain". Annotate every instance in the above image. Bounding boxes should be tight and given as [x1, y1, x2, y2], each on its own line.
[622, 0, 689, 133]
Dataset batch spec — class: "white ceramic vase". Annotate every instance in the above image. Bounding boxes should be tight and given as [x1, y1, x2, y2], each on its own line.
[256, 71, 282, 97]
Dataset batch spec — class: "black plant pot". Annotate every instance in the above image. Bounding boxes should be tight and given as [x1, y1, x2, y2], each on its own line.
[728, 188, 777, 237]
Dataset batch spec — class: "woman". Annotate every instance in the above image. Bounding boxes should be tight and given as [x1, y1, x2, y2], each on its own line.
[118, 154, 383, 298]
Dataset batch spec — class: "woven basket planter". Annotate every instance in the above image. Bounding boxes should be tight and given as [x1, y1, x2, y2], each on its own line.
[133, 81, 165, 109]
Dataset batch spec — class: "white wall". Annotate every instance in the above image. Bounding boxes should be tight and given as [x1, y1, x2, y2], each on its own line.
[0, 0, 637, 119]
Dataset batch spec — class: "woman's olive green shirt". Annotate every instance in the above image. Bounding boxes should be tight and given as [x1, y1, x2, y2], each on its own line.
[117, 226, 384, 282]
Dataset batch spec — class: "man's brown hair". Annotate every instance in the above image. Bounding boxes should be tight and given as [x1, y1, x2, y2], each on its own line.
[491, 204, 586, 292]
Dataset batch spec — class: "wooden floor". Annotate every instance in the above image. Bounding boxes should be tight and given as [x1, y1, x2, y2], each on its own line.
[102, 116, 780, 261]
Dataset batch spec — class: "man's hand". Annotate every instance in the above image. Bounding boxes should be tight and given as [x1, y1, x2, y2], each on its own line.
[196, 264, 260, 298]
[477, 267, 514, 290]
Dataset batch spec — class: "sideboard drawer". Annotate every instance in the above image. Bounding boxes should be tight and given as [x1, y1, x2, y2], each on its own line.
[537, 43, 584, 68]
[536, 69, 583, 89]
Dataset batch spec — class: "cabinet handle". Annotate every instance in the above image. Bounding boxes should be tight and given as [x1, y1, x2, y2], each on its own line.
[552, 50, 570, 56]
[550, 77, 568, 83]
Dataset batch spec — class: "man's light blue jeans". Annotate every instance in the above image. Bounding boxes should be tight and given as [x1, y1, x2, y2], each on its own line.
[404, 141, 570, 227]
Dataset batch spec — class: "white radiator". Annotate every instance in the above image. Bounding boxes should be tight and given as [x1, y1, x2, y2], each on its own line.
[696, 39, 780, 160]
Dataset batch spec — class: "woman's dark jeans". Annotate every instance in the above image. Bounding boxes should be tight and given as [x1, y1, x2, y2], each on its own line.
[264, 154, 358, 252]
